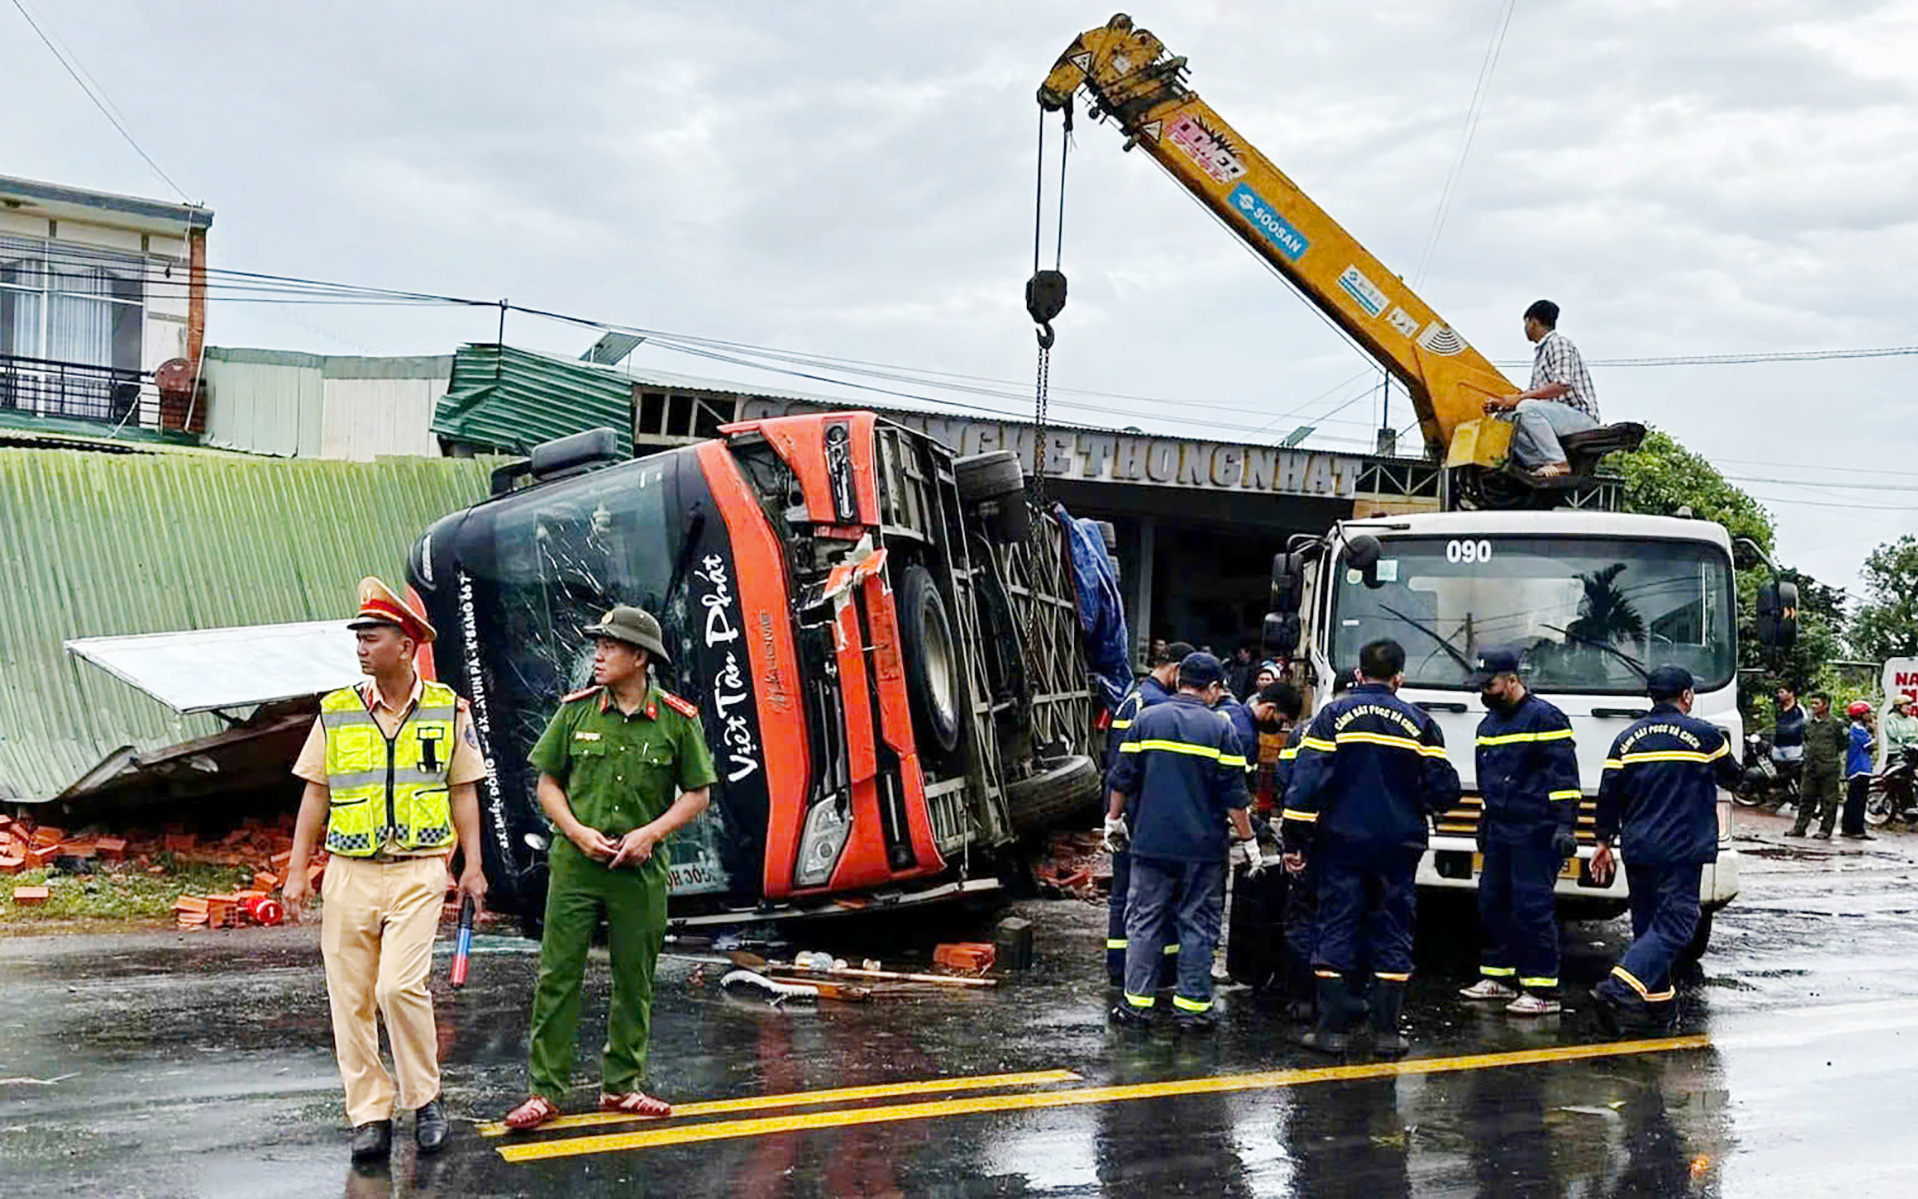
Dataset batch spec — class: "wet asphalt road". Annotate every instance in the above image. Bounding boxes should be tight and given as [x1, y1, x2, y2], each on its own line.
[4, 811, 1916, 1198]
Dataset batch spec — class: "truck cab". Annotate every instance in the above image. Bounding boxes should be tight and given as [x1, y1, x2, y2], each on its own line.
[1285, 511, 1746, 919]
[407, 414, 1116, 926]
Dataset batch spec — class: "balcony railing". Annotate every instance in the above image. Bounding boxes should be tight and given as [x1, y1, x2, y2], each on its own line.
[0, 353, 160, 430]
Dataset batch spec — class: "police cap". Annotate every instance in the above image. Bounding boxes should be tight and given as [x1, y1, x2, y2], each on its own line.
[1465, 645, 1522, 688]
[1177, 651, 1226, 689]
[1647, 665, 1693, 702]
[582, 606, 672, 665]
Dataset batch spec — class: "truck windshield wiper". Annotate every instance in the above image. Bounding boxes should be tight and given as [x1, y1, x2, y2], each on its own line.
[1543, 623, 1651, 681]
[1378, 603, 1475, 674]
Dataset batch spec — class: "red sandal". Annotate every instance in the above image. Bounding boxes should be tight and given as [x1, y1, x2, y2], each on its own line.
[502, 1095, 560, 1131]
[599, 1091, 673, 1119]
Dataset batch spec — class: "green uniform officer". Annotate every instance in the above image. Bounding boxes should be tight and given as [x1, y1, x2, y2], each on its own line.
[501, 606, 716, 1131]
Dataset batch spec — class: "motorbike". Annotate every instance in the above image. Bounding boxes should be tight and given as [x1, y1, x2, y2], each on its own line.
[1864, 745, 1918, 827]
[1736, 733, 1799, 811]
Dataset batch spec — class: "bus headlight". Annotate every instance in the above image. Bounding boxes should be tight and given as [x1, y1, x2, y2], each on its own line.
[794, 799, 851, 888]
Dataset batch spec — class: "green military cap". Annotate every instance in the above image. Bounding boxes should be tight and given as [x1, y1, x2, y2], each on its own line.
[582, 605, 671, 665]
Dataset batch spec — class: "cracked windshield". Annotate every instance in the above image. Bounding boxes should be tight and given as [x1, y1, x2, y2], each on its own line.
[1331, 536, 1735, 693]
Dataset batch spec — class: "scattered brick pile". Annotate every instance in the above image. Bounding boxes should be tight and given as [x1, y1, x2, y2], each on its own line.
[1032, 828, 1110, 902]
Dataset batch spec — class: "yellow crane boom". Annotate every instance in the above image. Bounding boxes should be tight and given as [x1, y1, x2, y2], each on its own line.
[1038, 13, 1519, 457]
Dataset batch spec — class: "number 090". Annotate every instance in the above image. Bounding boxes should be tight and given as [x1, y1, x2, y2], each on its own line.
[1446, 539, 1493, 564]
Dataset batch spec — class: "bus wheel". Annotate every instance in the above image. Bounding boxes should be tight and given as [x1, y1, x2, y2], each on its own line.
[1006, 754, 1103, 835]
[898, 564, 964, 754]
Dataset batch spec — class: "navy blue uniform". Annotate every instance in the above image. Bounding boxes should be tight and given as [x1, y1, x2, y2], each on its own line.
[1104, 674, 1175, 984]
[1594, 705, 1741, 1014]
[1271, 724, 1319, 995]
[1281, 683, 1461, 981]
[1108, 693, 1250, 1014]
[1474, 692, 1581, 993]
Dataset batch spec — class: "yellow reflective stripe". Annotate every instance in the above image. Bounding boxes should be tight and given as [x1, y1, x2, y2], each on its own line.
[1536, 728, 1574, 741]
[1314, 970, 1341, 979]
[1621, 750, 1715, 765]
[1106, 939, 1127, 950]
[1281, 808, 1319, 823]
[1603, 758, 1624, 771]
[1375, 972, 1412, 982]
[1300, 736, 1337, 752]
[1645, 987, 1676, 1003]
[1110, 720, 1132, 730]
[1610, 965, 1650, 998]
[1126, 739, 1227, 761]
[1548, 789, 1582, 801]
[1475, 727, 1574, 746]
[1519, 977, 1558, 989]
[1123, 992, 1156, 1009]
[1418, 744, 1452, 759]
[1172, 995, 1212, 1012]
[1278, 747, 1299, 760]
[1163, 944, 1180, 955]
[1706, 742, 1729, 760]
[1336, 731, 1420, 752]
[1219, 754, 1248, 769]
[1480, 966, 1516, 977]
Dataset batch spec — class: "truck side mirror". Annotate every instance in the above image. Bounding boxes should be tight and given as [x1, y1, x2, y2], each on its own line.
[1269, 551, 1304, 615]
[1345, 533, 1384, 590]
[1756, 579, 1799, 649]
[1262, 612, 1301, 659]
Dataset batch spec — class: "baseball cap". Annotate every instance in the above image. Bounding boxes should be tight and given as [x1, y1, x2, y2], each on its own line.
[1647, 665, 1694, 701]
[1465, 646, 1522, 689]
[1177, 652, 1226, 688]
[1155, 640, 1197, 667]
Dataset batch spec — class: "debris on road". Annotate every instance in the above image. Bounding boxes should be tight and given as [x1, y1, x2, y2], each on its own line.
[1032, 828, 1109, 901]
[10, 886, 50, 907]
[934, 942, 998, 972]
[721, 968, 820, 1006]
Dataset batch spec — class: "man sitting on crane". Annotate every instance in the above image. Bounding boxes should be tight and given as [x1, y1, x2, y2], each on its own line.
[1483, 300, 1600, 482]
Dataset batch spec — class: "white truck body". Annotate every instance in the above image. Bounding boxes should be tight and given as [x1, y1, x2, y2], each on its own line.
[1297, 510, 1742, 915]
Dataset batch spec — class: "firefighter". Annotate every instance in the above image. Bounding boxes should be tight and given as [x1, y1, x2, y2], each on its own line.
[1282, 640, 1461, 1056]
[1102, 641, 1195, 987]
[1591, 666, 1743, 1034]
[1458, 647, 1581, 1016]
[1105, 653, 1260, 1031]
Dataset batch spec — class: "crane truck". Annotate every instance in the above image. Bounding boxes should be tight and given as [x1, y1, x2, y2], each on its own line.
[1038, 14, 1799, 950]
[404, 418, 1121, 930]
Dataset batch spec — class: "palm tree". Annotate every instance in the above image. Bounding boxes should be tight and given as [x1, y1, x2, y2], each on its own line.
[1566, 563, 1645, 646]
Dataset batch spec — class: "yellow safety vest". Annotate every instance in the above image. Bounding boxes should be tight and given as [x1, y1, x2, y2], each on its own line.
[320, 679, 459, 857]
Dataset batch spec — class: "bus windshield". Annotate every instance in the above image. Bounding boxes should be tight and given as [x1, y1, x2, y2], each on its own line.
[1329, 535, 1736, 694]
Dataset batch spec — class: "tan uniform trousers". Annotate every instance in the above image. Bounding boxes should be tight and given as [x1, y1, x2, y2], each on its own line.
[320, 854, 446, 1126]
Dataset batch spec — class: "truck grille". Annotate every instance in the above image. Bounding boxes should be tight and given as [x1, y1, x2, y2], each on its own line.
[1434, 795, 1601, 846]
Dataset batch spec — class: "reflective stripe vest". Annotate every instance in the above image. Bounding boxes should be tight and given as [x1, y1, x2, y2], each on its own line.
[320, 680, 459, 857]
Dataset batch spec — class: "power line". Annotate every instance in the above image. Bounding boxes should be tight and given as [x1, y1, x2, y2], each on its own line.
[7, 0, 190, 202]
[1411, 0, 1520, 288]
[1752, 494, 1918, 512]
[1494, 345, 1918, 369]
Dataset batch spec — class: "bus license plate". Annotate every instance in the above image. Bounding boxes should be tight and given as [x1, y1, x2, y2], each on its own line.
[1472, 853, 1580, 880]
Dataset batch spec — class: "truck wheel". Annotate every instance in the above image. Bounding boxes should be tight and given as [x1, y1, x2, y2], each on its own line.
[1678, 910, 1713, 967]
[984, 497, 1032, 544]
[956, 450, 1024, 501]
[897, 564, 964, 755]
[1006, 754, 1104, 835]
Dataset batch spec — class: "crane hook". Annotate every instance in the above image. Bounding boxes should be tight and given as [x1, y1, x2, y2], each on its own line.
[1026, 268, 1067, 351]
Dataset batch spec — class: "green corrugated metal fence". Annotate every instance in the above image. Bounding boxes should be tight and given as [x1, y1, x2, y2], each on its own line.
[432, 343, 635, 455]
[0, 444, 497, 801]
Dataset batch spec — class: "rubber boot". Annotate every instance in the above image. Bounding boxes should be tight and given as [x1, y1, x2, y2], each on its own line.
[1300, 975, 1351, 1054]
[1370, 979, 1410, 1058]
[1285, 959, 1316, 1022]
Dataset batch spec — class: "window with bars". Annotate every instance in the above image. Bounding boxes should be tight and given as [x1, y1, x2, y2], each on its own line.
[0, 236, 147, 420]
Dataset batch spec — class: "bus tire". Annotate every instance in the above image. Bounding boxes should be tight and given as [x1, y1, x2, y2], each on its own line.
[1007, 754, 1104, 835]
[897, 564, 964, 755]
[956, 450, 1023, 502]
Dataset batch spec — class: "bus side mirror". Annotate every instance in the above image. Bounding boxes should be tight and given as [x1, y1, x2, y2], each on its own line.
[1263, 612, 1301, 659]
[1269, 551, 1305, 615]
[1756, 579, 1799, 649]
[1346, 533, 1384, 590]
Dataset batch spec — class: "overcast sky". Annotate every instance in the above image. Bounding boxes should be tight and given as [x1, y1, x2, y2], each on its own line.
[8, 0, 1916, 600]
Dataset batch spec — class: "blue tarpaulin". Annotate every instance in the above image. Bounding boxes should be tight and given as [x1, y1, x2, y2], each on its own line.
[1054, 505, 1132, 711]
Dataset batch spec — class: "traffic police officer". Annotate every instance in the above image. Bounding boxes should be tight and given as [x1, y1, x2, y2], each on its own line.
[1282, 640, 1461, 1056]
[1102, 641, 1194, 986]
[1459, 646, 1581, 1016]
[502, 607, 717, 1130]
[1105, 652, 1259, 1030]
[284, 578, 488, 1163]
[1590, 666, 1742, 1034]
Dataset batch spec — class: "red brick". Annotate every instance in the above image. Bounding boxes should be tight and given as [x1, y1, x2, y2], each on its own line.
[0, 854, 24, 876]
[11, 886, 50, 906]
[96, 837, 128, 861]
[933, 942, 997, 972]
[31, 827, 64, 849]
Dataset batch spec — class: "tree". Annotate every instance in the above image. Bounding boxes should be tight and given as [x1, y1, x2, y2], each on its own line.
[1850, 534, 1918, 664]
[1568, 563, 1645, 644]
[1612, 428, 1846, 722]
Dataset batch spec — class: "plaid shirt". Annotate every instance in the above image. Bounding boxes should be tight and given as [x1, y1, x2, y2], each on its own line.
[1530, 330, 1599, 419]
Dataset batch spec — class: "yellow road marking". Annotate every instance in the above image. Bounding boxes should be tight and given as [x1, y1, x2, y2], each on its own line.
[478, 1068, 1082, 1138]
[500, 1035, 1707, 1163]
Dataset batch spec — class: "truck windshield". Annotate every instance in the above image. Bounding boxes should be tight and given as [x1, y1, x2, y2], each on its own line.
[458, 456, 690, 750]
[1329, 536, 1736, 694]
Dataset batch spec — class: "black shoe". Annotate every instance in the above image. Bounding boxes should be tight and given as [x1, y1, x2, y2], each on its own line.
[1841, 830, 1876, 841]
[1173, 1008, 1218, 1034]
[414, 1097, 449, 1154]
[1369, 980, 1410, 1059]
[1812, 830, 1833, 840]
[1286, 997, 1315, 1023]
[1300, 975, 1351, 1055]
[350, 1119, 393, 1163]
[1591, 988, 1624, 1038]
[1110, 1003, 1153, 1028]
[1783, 827, 1806, 837]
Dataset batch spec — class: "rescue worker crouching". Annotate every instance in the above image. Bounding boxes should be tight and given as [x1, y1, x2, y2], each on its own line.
[1102, 641, 1195, 989]
[1459, 647, 1581, 1016]
[1104, 652, 1259, 1031]
[1590, 666, 1743, 1035]
[1281, 640, 1461, 1057]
